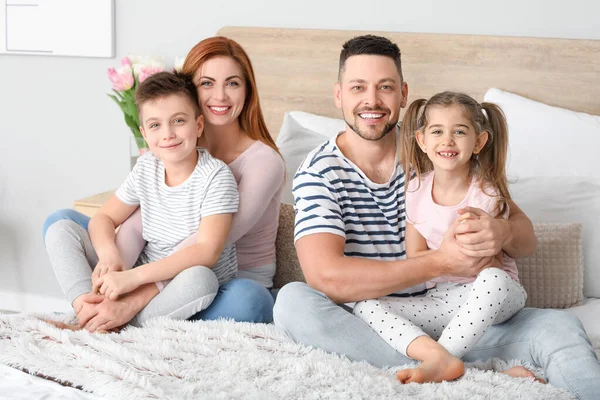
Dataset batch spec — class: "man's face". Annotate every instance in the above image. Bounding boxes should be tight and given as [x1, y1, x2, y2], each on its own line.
[335, 55, 408, 141]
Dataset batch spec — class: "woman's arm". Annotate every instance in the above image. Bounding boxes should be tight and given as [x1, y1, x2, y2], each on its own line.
[228, 149, 284, 243]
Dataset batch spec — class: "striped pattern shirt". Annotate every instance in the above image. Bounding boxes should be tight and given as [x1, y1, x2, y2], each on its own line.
[293, 133, 427, 295]
[116, 149, 239, 284]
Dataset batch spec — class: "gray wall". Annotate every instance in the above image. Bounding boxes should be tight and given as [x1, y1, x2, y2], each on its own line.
[1, 0, 598, 302]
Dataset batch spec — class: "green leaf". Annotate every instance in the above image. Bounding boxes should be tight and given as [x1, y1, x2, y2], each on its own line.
[111, 89, 124, 101]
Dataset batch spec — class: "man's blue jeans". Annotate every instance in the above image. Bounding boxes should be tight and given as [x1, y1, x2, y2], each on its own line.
[274, 282, 600, 400]
[43, 209, 274, 324]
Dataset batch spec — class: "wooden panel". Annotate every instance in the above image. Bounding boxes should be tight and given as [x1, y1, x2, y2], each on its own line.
[217, 27, 600, 139]
[73, 190, 113, 217]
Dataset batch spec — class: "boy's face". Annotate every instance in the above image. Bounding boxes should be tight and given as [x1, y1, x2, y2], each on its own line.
[334, 55, 408, 141]
[140, 94, 203, 165]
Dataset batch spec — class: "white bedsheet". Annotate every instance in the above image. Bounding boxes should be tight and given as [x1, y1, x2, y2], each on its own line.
[0, 364, 99, 400]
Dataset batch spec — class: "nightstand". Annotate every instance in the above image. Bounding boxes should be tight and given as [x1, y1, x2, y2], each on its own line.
[73, 190, 114, 217]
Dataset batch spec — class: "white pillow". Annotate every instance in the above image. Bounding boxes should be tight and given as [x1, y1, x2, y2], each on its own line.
[276, 111, 345, 204]
[483, 88, 600, 180]
[510, 177, 600, 298]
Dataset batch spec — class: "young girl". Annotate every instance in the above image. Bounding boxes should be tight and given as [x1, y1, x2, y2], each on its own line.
[353, 91, 527, 383]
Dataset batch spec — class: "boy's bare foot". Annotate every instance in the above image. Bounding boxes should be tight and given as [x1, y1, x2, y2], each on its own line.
[397, 352, 465, 384]
[503, 366, 546, 383]
[42, 319, 121, 334]
[42, 319, 80, 331]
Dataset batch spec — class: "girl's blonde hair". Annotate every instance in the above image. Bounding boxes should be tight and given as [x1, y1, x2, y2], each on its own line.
[399, 91, 510, 216]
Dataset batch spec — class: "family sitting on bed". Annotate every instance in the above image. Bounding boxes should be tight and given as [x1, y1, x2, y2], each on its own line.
[43, 35, 600, 400]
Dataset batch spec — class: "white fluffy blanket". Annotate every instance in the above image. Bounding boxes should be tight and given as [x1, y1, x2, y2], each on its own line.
[0, 313, 587, 399]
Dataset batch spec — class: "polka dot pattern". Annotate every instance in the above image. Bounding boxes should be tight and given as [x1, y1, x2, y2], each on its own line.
[352, 268, 527, 358]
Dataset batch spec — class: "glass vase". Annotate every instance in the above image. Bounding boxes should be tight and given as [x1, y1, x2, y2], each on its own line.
[129, 136, 149, 170]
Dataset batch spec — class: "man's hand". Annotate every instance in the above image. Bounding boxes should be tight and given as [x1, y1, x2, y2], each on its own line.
[93, 269, 142, 300]
[92, 252, 124, 287]
[454, 206, 510, 257]
[491, 252, 504, 268]
[437, 220, 493, 277]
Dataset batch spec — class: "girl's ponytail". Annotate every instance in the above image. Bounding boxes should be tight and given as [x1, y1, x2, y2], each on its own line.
[480, 102, 510, 216]
[399, 98, 430, 189]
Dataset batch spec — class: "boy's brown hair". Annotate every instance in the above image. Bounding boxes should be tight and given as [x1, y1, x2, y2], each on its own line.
[134, 71, 201, 122]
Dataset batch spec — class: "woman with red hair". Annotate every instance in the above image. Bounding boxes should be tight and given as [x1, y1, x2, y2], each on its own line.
[43, 37, 284, 330]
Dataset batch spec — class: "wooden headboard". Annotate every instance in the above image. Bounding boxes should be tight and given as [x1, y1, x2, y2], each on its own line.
[217, 26, 600, 138]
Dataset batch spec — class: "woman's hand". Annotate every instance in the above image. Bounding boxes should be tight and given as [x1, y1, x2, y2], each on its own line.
[93, 269, 142, 300]
[454, 207, 509, 257]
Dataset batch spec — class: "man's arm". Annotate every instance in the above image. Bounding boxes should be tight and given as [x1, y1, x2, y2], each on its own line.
[501, 199, 537, 257]
[297, 224, 491, 304]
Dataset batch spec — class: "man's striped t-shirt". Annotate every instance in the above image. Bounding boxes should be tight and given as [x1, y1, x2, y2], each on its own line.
[116, 149, 239, 284]
[293, 134, 407, 261]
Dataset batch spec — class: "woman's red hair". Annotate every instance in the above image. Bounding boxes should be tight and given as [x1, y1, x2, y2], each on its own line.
[182, 36, 280, 155]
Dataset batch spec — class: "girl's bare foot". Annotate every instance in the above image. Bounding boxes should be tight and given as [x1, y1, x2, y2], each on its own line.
[503, 366, 546, 383]
[397, 352, 465, 384]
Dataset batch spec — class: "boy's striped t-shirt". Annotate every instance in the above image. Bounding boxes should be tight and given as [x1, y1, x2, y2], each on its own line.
[115, 149, 239, 284]
[293, 134, 407, 261]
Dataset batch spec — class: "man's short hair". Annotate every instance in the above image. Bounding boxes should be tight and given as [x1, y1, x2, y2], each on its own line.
[134, 71, 201, 119]
[338, 35, 403, 82]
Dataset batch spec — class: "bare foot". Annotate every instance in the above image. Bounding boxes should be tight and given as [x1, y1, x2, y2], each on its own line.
[503, 366, 546, 383]
[397, 353, 465, 384]
[42, 319, 121, 334]
[42, 319, 80, 331]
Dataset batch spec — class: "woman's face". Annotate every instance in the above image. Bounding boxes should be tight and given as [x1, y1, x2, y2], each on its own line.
[195, 56, 247, 128]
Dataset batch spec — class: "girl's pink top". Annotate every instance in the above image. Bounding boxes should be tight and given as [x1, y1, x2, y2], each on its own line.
[405, 172, 519, 286]
[228, 141, 285, 270]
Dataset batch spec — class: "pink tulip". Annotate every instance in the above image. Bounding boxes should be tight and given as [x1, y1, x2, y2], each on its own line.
[120, 56, 132, 67]
[107, 65, 134, 91]
[138, 66, 164, 83]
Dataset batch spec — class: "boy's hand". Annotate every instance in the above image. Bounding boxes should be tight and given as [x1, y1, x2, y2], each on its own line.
[93, 270, 142, 300]
[92, 253, 124, 286]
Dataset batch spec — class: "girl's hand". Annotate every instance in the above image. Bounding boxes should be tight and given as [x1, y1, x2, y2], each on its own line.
[93, 270, 141, 300]
[454, 207, 509, 257]
[437, 220, 493, 277]
[92, 252, 124, 286]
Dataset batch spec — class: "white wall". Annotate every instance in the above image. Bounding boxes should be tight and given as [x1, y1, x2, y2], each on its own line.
[1, 0, 598, 307]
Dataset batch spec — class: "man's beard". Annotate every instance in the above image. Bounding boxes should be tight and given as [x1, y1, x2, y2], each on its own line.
[344, 108, 397, 141]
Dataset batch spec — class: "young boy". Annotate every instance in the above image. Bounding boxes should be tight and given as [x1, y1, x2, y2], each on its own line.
[45, 71, 239, 328]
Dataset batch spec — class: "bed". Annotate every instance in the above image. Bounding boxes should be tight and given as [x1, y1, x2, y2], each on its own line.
[1, 26, 599, 399]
